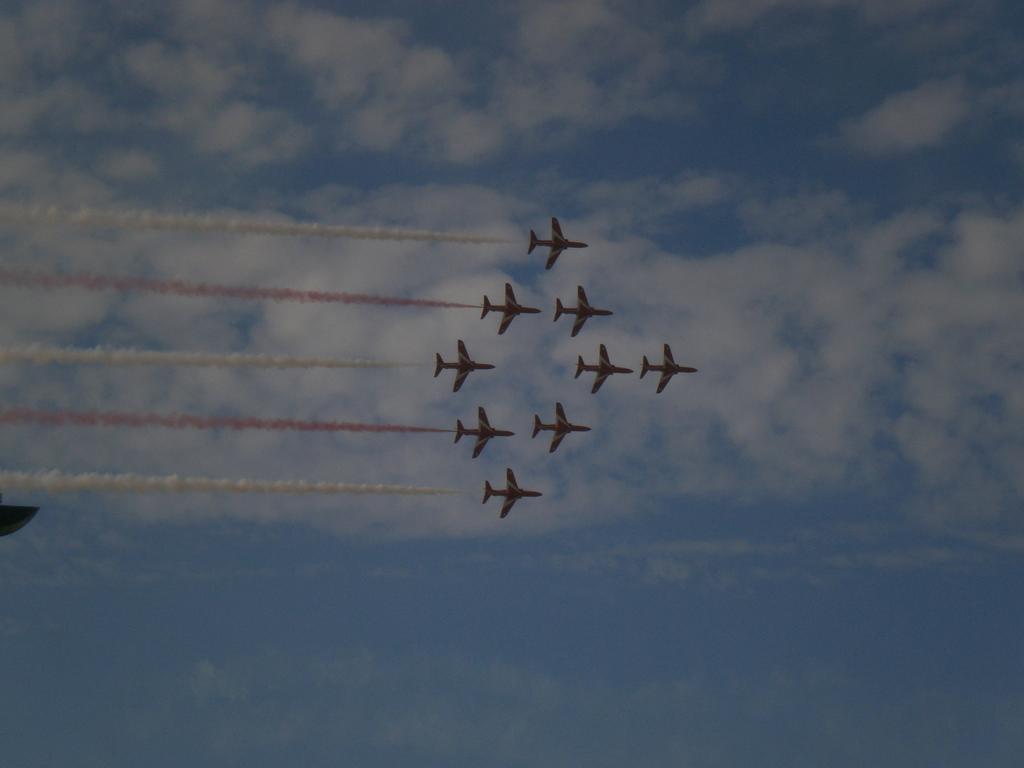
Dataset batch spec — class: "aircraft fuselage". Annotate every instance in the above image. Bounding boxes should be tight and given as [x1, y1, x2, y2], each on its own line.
[579, 362, 632, 376]
[558, 305, 612, 321]
[437, 360, 495, 373]
[461, 424, 514, 440]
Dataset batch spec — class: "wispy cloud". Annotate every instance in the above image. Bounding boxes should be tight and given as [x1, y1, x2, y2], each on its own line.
[686, 0, 959, 36]
[838, 77, 971, 153]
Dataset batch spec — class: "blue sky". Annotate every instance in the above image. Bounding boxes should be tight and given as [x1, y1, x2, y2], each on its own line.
[2, 0, 1023, 765]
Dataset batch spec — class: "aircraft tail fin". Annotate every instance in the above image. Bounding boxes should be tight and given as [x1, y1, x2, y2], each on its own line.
[554, 298, 564, 322]
[455, 420, 465, 443]
[528, 230, 538, 254]
[434, 353, 443, 378]
[481, 296, 492, 319]
[532, 415, 542, 438]
[640, 356, 650, 378]
[575, 356, 585, 379]
[483, 481, 493, 504]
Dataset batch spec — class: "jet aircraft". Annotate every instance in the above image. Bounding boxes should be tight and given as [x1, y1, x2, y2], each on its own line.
[483, 468, 542, 518]
[0, 493, 39, 537]
[434, 340, 495, 393]
[641, 344, 698, 393]
[576, 344, 634, 394]
[481, 283, 541, 335]
[528, 217, 588, 270]
[554, 286, 613, 337]
[532, 402, 591, 453]
[455, 406, 515, 458]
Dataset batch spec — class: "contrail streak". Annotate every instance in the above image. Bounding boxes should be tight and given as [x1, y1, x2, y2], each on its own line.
[0, 469, 461, 496]
[0, 204, 513, 245]
[0, 345, 414, 369]
[0, 407, 452, 434]
[0, 267, 481, 309]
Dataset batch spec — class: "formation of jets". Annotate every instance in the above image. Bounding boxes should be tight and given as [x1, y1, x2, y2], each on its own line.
[447, 218, 700, 519]
[1, 217, 695, 535]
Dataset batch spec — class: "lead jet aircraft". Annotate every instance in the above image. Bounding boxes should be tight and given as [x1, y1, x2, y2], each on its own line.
[455, 406, 515, 458]
[532, 402, 591, 453]
[434, 340, 495, 392]
[481, 283, 541, 335]
[483, 468, 542, 519]
[576, 344, 634, 394]
[554, 286, 613, 337]
[641, 344, 699, 393]
[528, 217, 588, 270]
[0, 493, 39, 537]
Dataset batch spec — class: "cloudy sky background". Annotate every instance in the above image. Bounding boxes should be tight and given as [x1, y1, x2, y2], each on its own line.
[1, 0, 1023, 765]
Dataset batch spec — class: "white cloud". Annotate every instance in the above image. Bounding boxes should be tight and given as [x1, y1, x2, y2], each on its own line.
[120, 37, 310, 167]
[123, 41, 236, 104]
[492, 0, 689, 136]
[839, 77, 970, 154]
[96, 150, 160, 182]
[190, 659, 249, 703]
[0, 149, 111, 203]
[737, 189, 857, 242]
[580, 172, 734, 233]
[267, 6, 469, 157]
[686, 0, 956, 35]
[263, 1, 695, 162]
[0, 2, 699, 166]
[0, 19, 23, 82]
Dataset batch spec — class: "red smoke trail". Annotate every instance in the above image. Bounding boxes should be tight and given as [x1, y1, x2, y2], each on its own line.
[0, 267, 481, 309]
[0, 407, 453, 434]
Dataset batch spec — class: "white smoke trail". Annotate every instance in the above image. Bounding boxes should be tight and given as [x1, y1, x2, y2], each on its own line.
[0, 469, 461, 496]
[0, 204, 513, 245]
[0, 344, 415, 369]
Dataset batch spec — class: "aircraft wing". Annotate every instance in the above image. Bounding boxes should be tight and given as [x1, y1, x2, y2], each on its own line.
[499, 496, 516, 519]
[498, 312, 515, 335]
[570, 314, 587, 337]
[477, 407, 490, 429]
[504, 283, 516, 303]
[545, 246, 565, 270]
[472, 435, 490, 458]
[457, 340, 470, 363]
[656, 371, 673, 394]
[555, 402, 568, 426]
[506, 468, 518, 489]
[453, 369, 470, 392]
[591, 372, 609, 394]
[663, 344, 675, 366]
[549, 431, 567, 453]
[599, 344, 610, 366]
[577, 286, 589, 307]
[551, 217, 564, 240]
